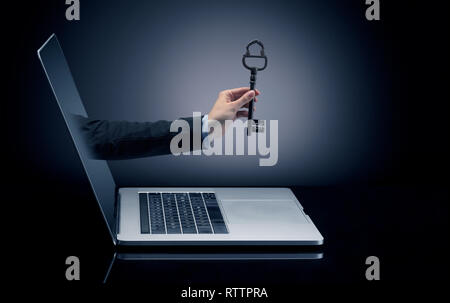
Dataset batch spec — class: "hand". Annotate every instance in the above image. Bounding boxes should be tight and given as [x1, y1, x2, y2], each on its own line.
[207, 87, 260, 134]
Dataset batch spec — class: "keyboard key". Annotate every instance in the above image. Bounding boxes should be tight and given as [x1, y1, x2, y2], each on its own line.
[211, 224, 228, 234]
[182, 227, 197, 234]
[197, 226, 213, 234]
[167, 228, 182, 234]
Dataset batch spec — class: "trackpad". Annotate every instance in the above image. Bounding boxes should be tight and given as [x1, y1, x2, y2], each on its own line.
[223, 200, 308, 226]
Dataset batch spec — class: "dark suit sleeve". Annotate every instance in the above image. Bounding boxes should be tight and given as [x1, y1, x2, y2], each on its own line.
[71, 114, 198, 160]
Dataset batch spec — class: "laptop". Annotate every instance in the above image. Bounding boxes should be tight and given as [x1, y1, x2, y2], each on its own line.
[38, 34, 323, 247]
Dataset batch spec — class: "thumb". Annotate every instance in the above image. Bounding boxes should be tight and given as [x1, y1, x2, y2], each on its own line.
[235, 90, 255, 108]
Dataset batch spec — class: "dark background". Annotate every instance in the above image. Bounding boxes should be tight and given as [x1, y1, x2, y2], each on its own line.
[4, 0, 449, 293]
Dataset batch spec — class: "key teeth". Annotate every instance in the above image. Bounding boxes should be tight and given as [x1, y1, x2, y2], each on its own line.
[247, 120, 265, 134]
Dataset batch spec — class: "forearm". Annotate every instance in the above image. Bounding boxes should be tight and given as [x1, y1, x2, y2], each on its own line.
[72, 114, 197, 160]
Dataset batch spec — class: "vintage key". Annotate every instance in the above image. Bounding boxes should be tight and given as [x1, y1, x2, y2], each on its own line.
[242, 40, 267, 135]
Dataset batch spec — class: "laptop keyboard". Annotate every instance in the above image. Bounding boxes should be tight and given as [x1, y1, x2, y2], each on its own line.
[139, 192, 228, 234]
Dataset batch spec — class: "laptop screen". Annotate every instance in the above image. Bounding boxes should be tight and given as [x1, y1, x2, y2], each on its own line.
[38, 34, 117, 241]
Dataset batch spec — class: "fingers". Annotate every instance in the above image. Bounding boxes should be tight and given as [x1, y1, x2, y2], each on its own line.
[234, 90, 255, 108]
[240, 97, 258, 108]
[236, 110, 249, 118]
[236, 106, 256, 119]
[228, 87, 260, 100]
[228, 87, 250, 98]
[235, 89, 259, 98]
[234, 89, 260, 100]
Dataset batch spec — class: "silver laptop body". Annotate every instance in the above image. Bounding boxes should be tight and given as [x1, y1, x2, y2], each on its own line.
[38, 34, 323, 247]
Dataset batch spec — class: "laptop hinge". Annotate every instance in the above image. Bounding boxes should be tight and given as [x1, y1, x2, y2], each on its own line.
[113, 188, 121, 243]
